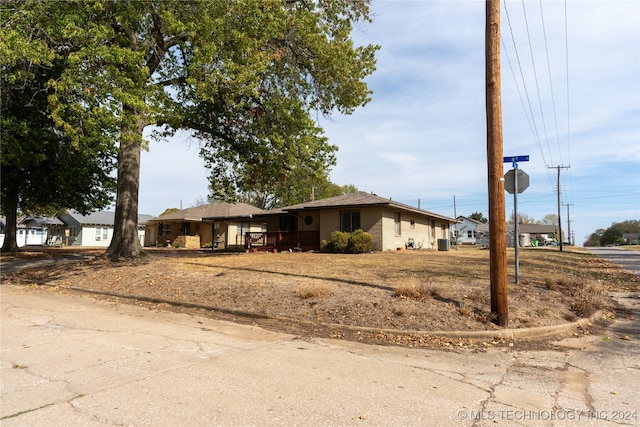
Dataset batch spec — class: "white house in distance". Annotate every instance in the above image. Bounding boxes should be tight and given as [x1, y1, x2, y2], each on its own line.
[1, 211, 153, 248]
[59, 210, 154, 247]
[452, 216, 484, 245]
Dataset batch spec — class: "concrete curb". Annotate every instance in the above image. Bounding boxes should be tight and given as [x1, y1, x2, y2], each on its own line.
[6, 279, 601, 341]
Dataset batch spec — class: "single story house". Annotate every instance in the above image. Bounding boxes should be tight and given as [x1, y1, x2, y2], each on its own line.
[452, 216, 485, 245]
[143, 202, 266, 249]
[203, 192, 456, 252]
[60, 210, 153, 247]
[475, 223, 558, 247]
[15, 216, 66, 247]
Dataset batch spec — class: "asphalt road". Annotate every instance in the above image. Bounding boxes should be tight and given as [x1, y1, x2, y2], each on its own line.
[587, 247, 640, 276]
[1, 284, 638, 426]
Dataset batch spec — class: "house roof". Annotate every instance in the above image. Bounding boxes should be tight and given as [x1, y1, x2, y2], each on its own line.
[519, 224, 557, 234]
[18, 215, 65, 227]
[61, 210, 154, 226]
[280, 192, 456, 222]
[457, 216, 484, 225]
[476, 223, 557, 234]
[152, 202, 266, 222]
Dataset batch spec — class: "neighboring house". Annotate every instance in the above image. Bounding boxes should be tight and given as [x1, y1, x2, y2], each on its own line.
[60, 210, 153, 247]
[143, 202, 266, 249]
[623, 233, 640, 245]
[16, 216, 66, 247]
[0, 217, 5, 247]
[452, 216, 484, 245]
[475, 223, 558, 247]
[206, 192, 456, 252]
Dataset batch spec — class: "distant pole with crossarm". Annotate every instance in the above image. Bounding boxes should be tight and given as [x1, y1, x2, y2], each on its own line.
[549, 165, 570, 251]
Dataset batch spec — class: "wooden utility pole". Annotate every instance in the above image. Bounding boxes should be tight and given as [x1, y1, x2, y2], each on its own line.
[486, 0, 508, 327]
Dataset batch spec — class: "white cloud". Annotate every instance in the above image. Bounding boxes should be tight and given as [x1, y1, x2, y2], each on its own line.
[141, 0, 639, 244]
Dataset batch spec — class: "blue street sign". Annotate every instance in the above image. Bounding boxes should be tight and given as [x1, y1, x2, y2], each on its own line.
[503, 155, 529, 163]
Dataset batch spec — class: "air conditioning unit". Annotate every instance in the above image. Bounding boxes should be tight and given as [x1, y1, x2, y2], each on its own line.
[95, 236, 101, 241]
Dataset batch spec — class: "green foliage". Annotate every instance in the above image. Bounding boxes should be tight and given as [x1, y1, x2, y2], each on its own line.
[4, 0, 378, 258]
[469, 212, 488, 223]
[321, 230, 373, 254]
[1, 36, 116, 250]
[346, 229, 374, 254]
[159, 208, 180, 216]
[584, 220, 640, 246]
[322, 231, 350, 253]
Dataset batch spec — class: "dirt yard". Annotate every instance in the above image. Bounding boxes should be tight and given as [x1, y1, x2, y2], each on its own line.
[2, 246, 638, 348]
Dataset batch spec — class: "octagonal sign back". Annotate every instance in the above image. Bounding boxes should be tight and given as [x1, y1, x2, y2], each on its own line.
[504, 169, 529, 194]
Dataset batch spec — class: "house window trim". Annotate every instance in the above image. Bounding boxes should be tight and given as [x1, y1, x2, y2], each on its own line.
[394, 212, 401, 236]
[340, 210, 361, 233]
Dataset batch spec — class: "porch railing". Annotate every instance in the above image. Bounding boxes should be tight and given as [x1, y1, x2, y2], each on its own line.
[245, 231, 320, 251]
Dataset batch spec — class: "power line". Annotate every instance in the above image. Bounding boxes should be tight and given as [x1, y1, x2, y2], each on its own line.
[563, 0, 574, 206]
[521, 0, 554, 166]
[538, 0, 563, 166]
[502, 1, 555, 189]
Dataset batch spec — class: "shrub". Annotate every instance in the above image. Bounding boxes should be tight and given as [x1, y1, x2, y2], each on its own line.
[321, 231, 350, 253]
[295, 283, 333, 299]
[346, 229, 374, 254]
[568, 279, 609, 317]
[322, 230, 373, 254]
[394, 277, 439, 300]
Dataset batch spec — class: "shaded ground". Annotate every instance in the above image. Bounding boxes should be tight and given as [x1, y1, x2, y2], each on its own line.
[2, 246, 638, 348]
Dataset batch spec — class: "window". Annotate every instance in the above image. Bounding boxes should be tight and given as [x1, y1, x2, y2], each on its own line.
[237, 222, 250, 237]
[160, 223, 171, 236]
[468, 230, 473, 238]
[95, 227, 108, 241]
[394, 212, 401, 236]
[279, 216, 296, 231]
[340, 211, 360, 232]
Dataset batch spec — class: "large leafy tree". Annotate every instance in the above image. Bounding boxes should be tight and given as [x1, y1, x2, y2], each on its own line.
[0, 6, 116, 252]
[588, 220, 640, 246]
[9, 0, 378, 259]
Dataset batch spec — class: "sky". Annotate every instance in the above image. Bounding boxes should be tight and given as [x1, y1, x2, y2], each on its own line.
[138, 1, 640, 246]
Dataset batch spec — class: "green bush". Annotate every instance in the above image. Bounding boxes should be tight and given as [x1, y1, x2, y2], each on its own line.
[321, 229, 373, 254]
[321, 231, 350, 253]
[346, 229, 373, 253]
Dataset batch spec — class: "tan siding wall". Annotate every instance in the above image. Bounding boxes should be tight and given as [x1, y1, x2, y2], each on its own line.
[318, 209, 340, 243]
[378, 209, 451, 251]
[317, 207, 384, 250]
[298, 211, 320, 232]
[144, 225, 156, 247]
[363, 207, 384, 250]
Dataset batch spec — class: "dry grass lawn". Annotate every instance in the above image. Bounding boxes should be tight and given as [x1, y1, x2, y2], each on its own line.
[3, 246, 638, 347]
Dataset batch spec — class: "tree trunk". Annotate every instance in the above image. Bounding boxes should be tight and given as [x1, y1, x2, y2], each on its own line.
[104, 120, 145, 260]
[1, 189, 21, 252]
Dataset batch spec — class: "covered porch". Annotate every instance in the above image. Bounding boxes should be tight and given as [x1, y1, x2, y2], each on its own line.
[245, 230, 320, 252]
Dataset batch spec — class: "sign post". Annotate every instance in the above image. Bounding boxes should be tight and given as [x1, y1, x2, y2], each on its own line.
[504, 155, 529, 283]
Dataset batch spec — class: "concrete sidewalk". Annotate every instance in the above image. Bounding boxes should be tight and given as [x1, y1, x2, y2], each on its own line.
[2, 285, 639, 426]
